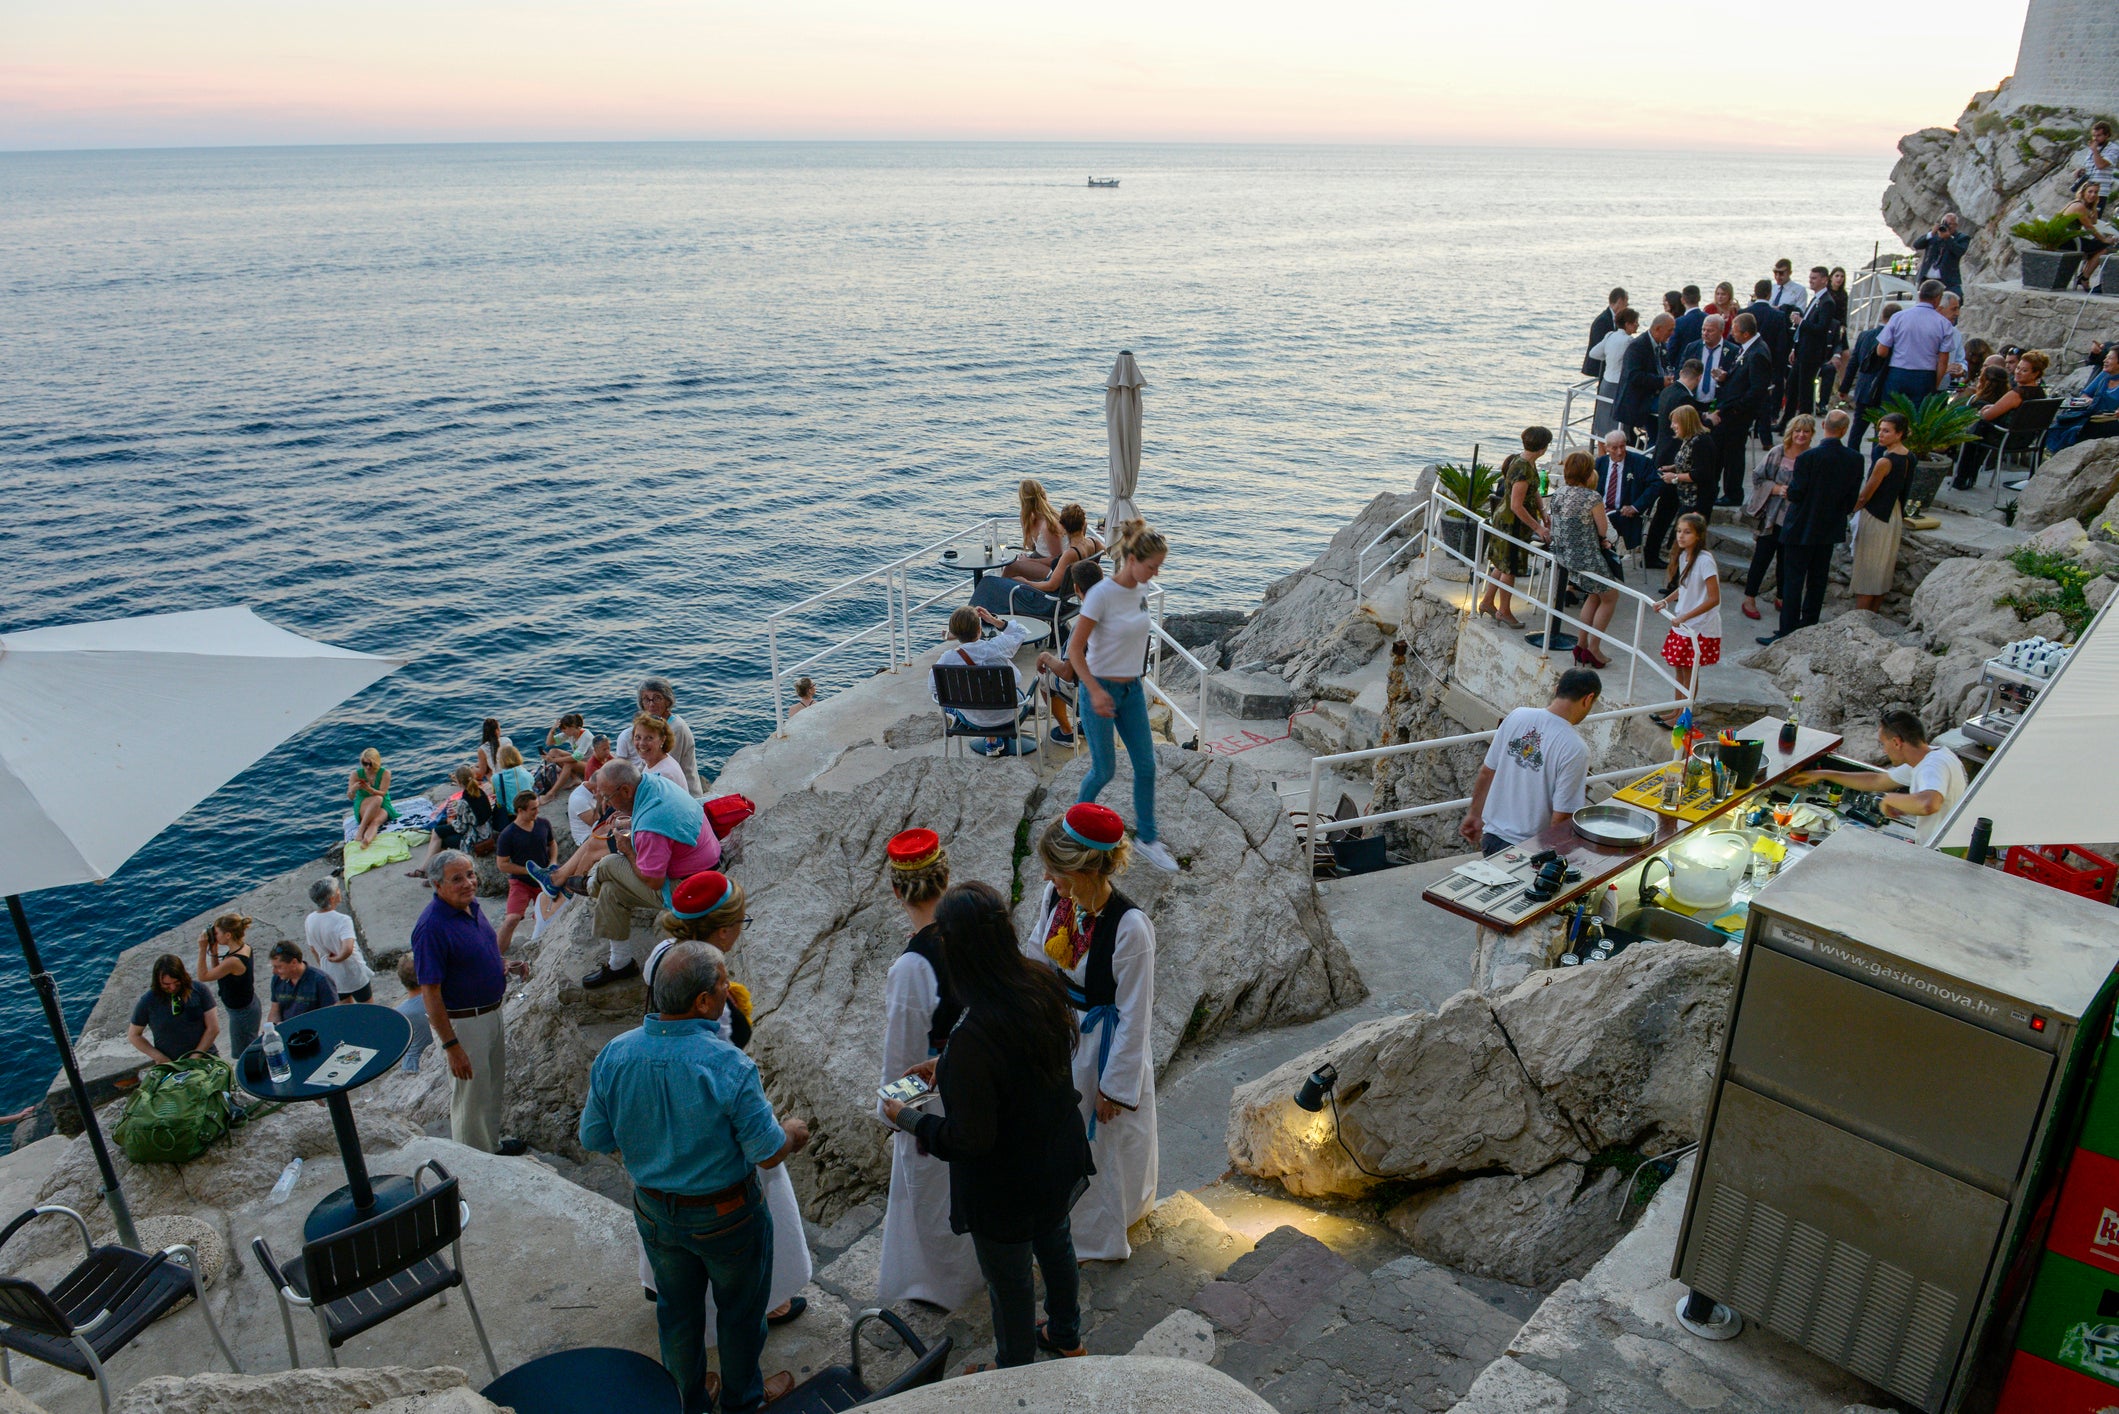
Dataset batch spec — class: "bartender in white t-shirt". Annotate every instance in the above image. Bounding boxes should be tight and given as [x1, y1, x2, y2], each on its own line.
[1790, 709, 1967, 847]
[1460, 669, 1600, 856]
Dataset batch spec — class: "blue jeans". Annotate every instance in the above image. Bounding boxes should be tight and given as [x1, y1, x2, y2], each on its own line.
[1079, 675, 1158, 843]
[635, 1177, 773, 1414]
[972, 1219, 1082, 1368]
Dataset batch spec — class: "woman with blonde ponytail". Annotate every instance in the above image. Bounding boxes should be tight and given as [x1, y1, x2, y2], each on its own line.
[1064, 519, 1177, 872]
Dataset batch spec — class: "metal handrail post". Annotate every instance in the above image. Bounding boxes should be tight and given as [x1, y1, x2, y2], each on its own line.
[769, 622, 786, 734]
[1627, 598, 1641, 699]
[1306, 756, 1322, 849]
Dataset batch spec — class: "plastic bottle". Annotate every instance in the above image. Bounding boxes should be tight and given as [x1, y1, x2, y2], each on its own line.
[261, 1021, 291, 1083]
[269, 1157, 303, 1205]
[1598, 884, 1620, 926]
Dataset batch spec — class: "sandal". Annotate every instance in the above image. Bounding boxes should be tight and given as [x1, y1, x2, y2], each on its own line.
[1036, 1321, 1086, 1357]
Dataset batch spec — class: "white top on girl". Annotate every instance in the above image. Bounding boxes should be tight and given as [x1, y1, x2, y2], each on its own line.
[1670, 551, 1723, 640]
[1078, 578, 1154, 679]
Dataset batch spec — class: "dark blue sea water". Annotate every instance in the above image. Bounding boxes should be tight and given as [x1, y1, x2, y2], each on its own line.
[0, 142, 1893, 1113]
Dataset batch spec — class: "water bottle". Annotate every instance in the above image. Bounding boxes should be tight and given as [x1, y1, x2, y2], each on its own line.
[268, 1157, 303, 1206]
[261, 1022, 291, 1083]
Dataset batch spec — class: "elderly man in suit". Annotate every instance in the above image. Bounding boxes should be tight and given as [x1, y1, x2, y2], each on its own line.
[1596, 429, 1661, 551]
[1615, 313, 1675, 447]
[1709, 312, 1776, 504]
[1682, 315, 1733, 416]
[1763, 410, 1865, 644]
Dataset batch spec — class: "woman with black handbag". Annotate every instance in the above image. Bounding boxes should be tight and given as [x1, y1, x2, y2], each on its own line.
[882, 881, 1094, 1370]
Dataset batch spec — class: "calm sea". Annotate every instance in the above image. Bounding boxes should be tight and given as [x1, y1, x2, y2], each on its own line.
[0, 142, 1894, 1114]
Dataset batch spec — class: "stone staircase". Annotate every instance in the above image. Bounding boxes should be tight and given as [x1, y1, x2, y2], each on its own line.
[804, 1181, 1537, 1409]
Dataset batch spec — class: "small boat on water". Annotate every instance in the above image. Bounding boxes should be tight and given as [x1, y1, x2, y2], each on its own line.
[1088, 176, 1120, 188]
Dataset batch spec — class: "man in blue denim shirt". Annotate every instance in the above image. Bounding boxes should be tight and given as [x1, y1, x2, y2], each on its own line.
[580, 942, 810, 1413]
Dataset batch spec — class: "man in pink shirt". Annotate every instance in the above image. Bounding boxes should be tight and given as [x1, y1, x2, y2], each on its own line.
[579, 758, 719, 989]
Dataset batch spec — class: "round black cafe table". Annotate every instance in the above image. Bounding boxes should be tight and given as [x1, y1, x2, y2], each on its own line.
[939, 551, 1014, 587]
[236, 1002, 413, 1241]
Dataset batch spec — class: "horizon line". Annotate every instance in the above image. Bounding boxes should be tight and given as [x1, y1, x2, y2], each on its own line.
[0, 134, 1903, 160]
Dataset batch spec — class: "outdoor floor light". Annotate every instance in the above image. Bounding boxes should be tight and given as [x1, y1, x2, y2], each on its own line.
[1294, 1063, 1338, 1112]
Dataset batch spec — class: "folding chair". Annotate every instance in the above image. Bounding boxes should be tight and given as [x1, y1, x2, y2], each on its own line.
[251, 1159, 498, 1378]
[931, 663, 1037, 758]
[1978, 397, 2063, 505]
[0, 1205, 240, 1414]
[764, 1308, 951, 1411]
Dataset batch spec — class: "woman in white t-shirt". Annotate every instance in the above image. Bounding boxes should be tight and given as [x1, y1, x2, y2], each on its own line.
[1065, 520, 1178, 872]
[304, 876, 375, 1003]
[1650, 512, 1722, 715]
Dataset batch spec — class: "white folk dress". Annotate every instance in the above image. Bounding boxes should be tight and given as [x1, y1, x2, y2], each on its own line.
[876, 938, 982, 1308]
[1033, 885, 1158, 1261]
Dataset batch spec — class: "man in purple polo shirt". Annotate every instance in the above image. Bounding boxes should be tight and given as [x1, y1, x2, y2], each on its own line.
[1873, 279, 1955, 414]
[413, 849, 526, 1156]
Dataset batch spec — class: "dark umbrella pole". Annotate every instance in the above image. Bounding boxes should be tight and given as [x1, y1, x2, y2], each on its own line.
[7, 894, 139, 1249]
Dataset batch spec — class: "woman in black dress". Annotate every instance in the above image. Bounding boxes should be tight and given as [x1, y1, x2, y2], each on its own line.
[882, 881, 1094, 1370]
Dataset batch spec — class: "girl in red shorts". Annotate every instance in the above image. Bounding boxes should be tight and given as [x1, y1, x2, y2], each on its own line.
[1652, 512, 1722, 708]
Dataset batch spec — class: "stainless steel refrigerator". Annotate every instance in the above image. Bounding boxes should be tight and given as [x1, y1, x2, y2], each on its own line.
[1673, 828, 2119, 1412]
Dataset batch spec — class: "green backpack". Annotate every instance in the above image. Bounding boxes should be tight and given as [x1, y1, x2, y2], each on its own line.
[114, 1054, 236, 1165]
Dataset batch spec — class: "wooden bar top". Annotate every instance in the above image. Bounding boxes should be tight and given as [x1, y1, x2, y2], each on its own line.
[1420, 716, 1843, 934]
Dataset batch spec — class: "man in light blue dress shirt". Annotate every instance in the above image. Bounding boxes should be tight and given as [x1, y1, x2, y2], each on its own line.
[581, 943, 810, 1413]
[1874, 280, 1957, 408]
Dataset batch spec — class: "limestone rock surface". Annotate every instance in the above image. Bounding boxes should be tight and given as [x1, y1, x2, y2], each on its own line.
[1228, 943, 1733, 1201]
[862, 1356, 1278, 1413]
[1882, 90, 2113, 287]
[1494, 942, 1737, 1153]
[1739, 612, 1934, 737]
[1908, 556, 2041, 650]
[2019, 440, 2119, 533]
[1226, 993, 1580, 1200]
[115, 1368, 489, 1414]
[1385, 1162, 1624, 1289]
[1225, 490, 1423, 669]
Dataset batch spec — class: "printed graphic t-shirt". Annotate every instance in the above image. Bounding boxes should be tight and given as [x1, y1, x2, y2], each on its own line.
[1479, 707, 1590, 845]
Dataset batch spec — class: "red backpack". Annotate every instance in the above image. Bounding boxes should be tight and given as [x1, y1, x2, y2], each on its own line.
[704, 794, 756, 838]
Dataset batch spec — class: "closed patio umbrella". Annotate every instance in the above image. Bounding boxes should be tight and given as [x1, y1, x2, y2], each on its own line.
[1, 606, 401, 1245]
[1105, 350, 1146, 533]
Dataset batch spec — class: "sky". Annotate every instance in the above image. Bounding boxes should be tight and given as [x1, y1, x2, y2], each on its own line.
[2, 0, 2031, 154]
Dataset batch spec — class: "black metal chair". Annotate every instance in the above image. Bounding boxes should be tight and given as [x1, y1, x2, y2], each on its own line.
[1977, 396, 2063, 504]
[250, 1158, 497, 1378]
[931, 663, 1036, 758]
[0, 1205, 241, 1414]
[765, 1308, 951, 1412]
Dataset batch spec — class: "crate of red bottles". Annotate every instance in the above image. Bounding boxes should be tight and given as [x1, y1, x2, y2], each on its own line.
[2004, 845, 2118, 904]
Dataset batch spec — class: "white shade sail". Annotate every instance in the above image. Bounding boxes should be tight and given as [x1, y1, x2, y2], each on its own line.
[1105, 350, 1146, 533]
[0, 606, 402, 896]
[1935, 590, 2119, 851]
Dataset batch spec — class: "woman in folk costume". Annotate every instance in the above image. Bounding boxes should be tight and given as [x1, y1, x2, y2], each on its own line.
[1031, 803, 1158, 1260]
[877, 829, 983, 1308]
[637, 872, 815, 1327]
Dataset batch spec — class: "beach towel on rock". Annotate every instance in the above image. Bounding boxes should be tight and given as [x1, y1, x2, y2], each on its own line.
[343, 828, 425, 878]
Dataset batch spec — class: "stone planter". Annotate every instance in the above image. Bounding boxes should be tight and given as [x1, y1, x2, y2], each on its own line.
[2019, 248, 2084, 291]
[1905, 455, 1952, 514]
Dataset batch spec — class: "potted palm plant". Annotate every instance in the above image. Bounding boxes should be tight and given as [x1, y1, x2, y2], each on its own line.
[1881, 392, 1983, 517]
[1433, 455, 1499, 561]
[2012, 213, 2085, 291]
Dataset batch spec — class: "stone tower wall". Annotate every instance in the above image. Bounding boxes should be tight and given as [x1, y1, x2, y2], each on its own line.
[2003, 0, 2119, 111]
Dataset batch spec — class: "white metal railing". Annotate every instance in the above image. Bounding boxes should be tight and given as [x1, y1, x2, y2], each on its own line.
[1555, 376, 1601, 461]
[766, 517, 1010, 730]
[1142, 586, 1209, 749]
[1303, 483, 1697, 845]
[1353, 496, 1430, 607]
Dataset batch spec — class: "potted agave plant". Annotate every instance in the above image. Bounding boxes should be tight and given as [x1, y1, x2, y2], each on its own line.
[1881, 392, 1983, 518]
[1433, 455, 1499, 562]
[2011, 213, 2085, 291]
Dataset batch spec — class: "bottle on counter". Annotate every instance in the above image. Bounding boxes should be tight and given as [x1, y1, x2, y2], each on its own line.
[261, 1021, 290, 1083]
[1598, 883, 1620, 926]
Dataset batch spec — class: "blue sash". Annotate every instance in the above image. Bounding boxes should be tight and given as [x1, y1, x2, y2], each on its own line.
[1067, 982, 1120, 1140]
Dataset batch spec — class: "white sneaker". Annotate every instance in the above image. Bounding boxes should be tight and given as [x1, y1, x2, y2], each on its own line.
[1135, 839, 1179, 872]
